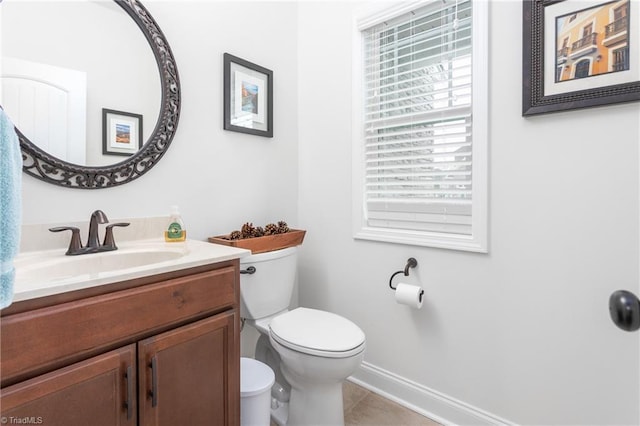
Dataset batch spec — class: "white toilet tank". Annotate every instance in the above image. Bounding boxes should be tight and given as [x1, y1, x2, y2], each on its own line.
[239, 246, 297, 320]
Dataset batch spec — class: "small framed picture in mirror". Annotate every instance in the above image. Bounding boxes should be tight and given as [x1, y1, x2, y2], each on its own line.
[102, 108, 143, 156]
[223, 53, 273, 138]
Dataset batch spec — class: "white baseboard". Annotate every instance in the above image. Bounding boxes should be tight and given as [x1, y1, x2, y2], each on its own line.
[349, 361, 514, 426]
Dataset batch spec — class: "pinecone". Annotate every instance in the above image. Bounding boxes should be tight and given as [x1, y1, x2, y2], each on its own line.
[229, 230, 242, 240]
[277, 221, 290, 233]
[253, 226, 265, 237]
[264, 223, 278, 235]
[241, 222, 255, 239]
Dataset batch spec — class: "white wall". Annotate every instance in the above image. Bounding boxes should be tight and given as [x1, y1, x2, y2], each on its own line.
[298, 1, 640, 425]
[19, 1, 300, 241]
[14, 1, 640, 424]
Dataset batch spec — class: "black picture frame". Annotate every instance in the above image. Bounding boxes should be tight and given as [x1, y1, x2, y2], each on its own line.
[102, 108, 143, 156]
[523, 0, 640, 116]
[223, 53, 273, 137]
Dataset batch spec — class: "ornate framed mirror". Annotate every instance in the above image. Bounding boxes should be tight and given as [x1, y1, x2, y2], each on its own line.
[1, 0, 180, 189]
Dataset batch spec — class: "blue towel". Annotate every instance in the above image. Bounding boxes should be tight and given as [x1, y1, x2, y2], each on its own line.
[0, 109, 22, 309]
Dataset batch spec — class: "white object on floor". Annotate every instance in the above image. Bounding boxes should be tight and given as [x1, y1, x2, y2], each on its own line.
[241, 357, 275, 426]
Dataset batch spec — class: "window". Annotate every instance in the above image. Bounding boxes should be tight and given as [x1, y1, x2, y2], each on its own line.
[352, 0, 488, 252]
[575, 59, 591, 78]
[612, 46, 629, 71]
[613, 4, 627, 21]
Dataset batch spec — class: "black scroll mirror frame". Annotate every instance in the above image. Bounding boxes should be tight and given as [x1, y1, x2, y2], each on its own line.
[523, 0, 640, 116]
[11, 0, 181, 189]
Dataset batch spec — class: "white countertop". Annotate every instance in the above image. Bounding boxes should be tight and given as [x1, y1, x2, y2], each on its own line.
[13, 239, 250, 302]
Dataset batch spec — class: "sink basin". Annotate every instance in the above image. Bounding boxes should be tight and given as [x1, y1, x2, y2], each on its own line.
[15, 248, 186, 283]
[11, 234, 251, 304]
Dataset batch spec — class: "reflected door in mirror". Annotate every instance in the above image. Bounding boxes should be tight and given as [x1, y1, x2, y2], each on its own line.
[2, 57, 87, 164]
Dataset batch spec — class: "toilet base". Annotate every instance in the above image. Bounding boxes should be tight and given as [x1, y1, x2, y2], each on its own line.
[270, 398, 289, 426]
[256, 334, 291, 403]
[269, 383, 345, 426]
[286, 382, 345, 426]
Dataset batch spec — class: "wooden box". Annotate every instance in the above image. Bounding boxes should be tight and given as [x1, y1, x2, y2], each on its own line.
[208, 229, 306, 254]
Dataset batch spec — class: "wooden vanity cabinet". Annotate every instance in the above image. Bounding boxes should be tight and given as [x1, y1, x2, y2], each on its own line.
[138, 312, 235, 426]
[1, 344, 137, 426]
[0, 261, 241, 426]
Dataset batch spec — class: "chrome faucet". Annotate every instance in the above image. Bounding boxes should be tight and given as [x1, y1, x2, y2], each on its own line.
[49, 210, 130, 255]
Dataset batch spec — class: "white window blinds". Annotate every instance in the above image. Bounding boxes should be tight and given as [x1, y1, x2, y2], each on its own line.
[356, 0, 487, 251]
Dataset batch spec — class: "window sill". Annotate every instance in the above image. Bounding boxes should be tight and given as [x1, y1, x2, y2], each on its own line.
[354, 228, 487, 253]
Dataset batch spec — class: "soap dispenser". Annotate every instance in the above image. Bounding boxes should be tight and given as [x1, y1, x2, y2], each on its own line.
[165, 205, 186, 242]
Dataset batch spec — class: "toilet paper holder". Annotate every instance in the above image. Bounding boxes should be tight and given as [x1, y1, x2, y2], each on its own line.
[389, 258, 418, 290]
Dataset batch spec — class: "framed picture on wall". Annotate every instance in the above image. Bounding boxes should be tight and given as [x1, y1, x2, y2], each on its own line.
[223, 53, 273, 137]
[102, 108, 143, 156]
[523, 0, 640, 115]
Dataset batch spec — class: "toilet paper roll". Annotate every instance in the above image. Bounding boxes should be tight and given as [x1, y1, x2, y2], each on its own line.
[395, 283, 424, 309]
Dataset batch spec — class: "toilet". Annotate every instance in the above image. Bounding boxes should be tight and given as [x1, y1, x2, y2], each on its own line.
[240, 247, 366, 426]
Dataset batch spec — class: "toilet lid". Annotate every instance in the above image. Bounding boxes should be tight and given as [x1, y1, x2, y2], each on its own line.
[269, 308, 365, 357]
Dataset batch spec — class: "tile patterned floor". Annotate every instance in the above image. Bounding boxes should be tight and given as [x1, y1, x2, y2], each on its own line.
[271, 380, 440, 426]
[343, 381, 440, 426]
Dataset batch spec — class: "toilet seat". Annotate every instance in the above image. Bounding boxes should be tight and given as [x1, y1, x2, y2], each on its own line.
[269, 307, 366, 358]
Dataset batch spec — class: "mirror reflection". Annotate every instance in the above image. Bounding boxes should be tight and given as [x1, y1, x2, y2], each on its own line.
[1, 0, 161, 167]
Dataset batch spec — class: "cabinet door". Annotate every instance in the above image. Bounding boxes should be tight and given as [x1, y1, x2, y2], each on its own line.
[138, 311, 239, 426]
[0, 344, 136, 426]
